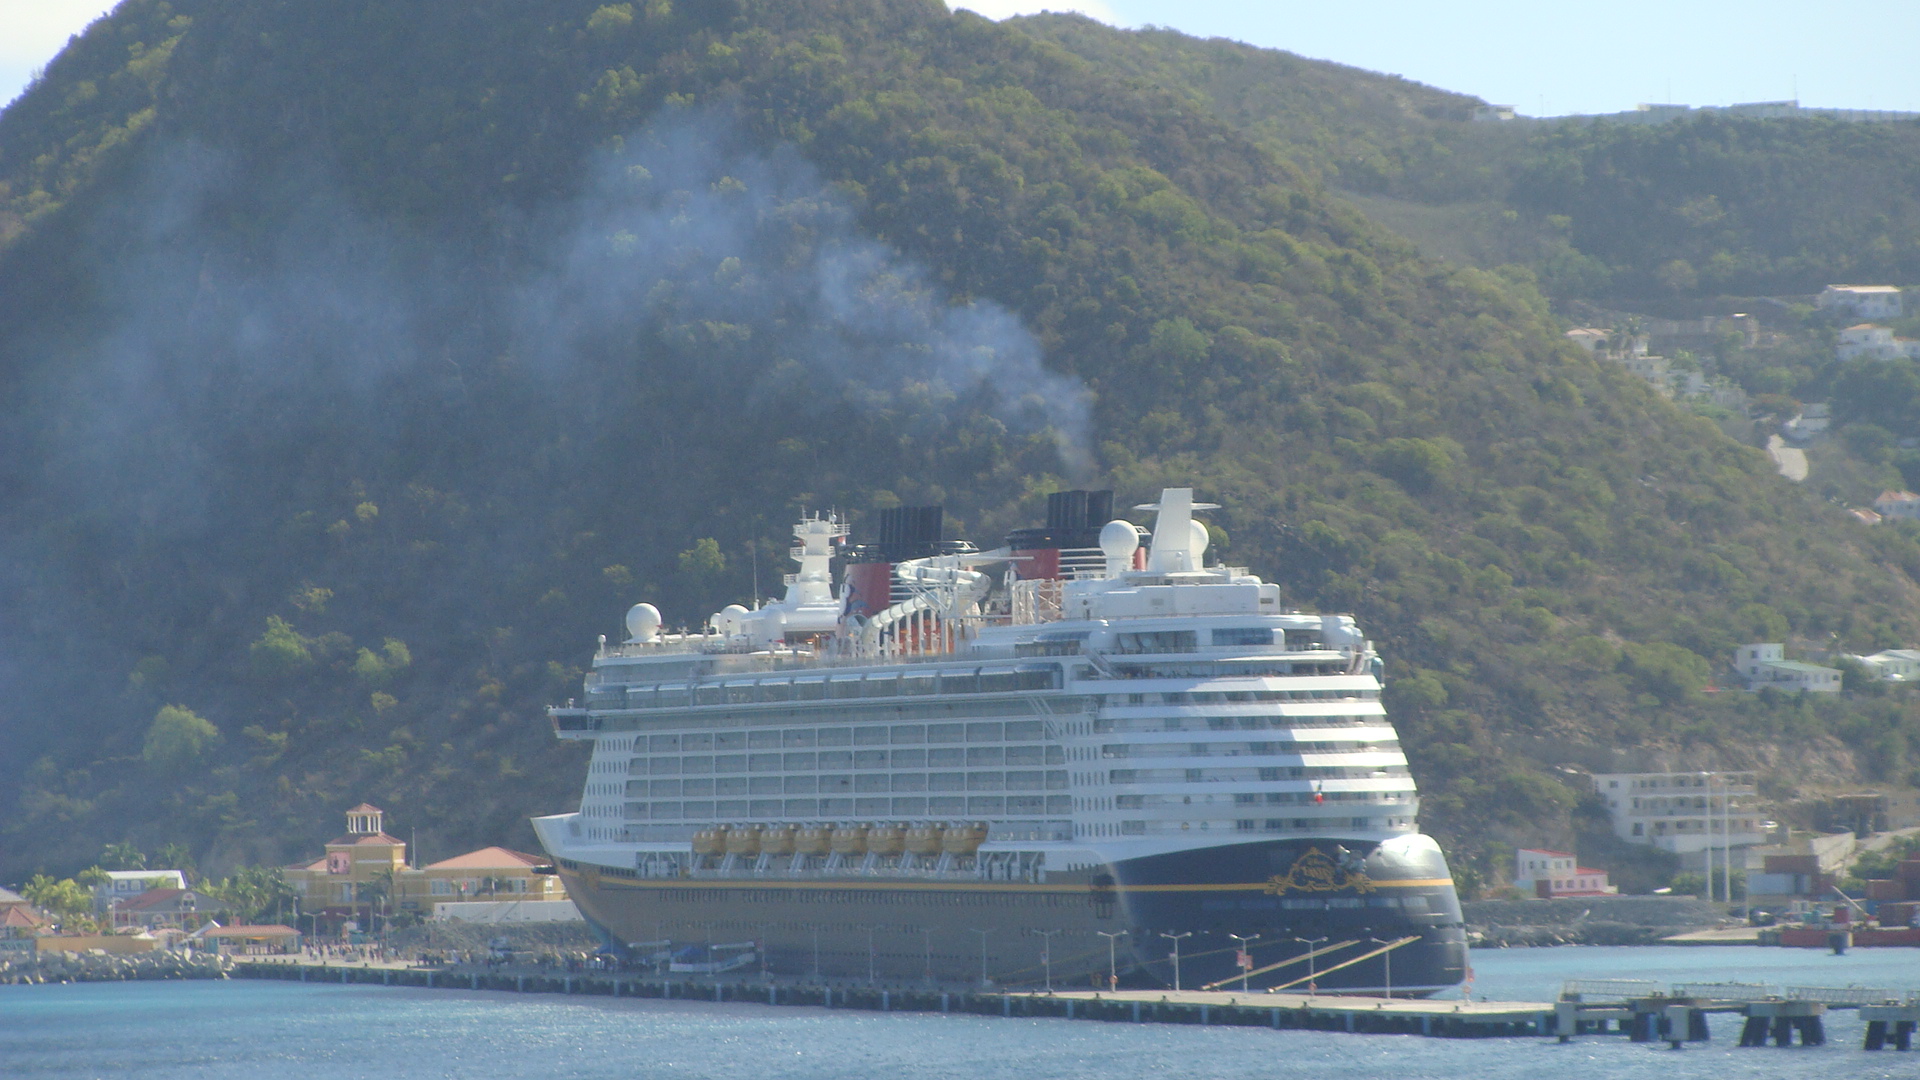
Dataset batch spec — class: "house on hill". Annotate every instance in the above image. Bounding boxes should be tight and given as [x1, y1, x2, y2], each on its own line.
[1837, 323, 1919, 361]
[1513, 849, 1615, 897]
[92, 870, 189, 914]
[1819, 284, 1904, 320]
[1875, 491, 1920, 522]
[1854, 649, 1920, 682]
[1734, 643, 1842, 693]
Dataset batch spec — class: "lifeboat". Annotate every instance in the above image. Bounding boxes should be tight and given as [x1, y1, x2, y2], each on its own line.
[940, 822, 987, 855]
[760, 824, 797, 855]
[867, 823, 906, 857]
[829, 823, 870, 857]
[905, 824, 945, 856]
[724, 825, 763, 858]
[794, 824, 832, 856]
[692, 826, 729, 857]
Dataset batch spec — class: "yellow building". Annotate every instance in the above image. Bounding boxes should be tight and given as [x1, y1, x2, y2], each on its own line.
[283, 804, 566, 935]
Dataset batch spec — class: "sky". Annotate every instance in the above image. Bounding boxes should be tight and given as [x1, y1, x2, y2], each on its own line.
[5, 0, 1919, 117]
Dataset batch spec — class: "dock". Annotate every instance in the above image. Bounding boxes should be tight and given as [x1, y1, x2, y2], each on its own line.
[228, 960, 1920, 1048]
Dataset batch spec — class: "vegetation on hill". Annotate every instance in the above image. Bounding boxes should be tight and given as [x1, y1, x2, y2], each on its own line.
[2, 0, 1919, 895]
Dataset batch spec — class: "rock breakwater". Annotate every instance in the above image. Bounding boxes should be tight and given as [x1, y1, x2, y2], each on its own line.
[0, 949, 231, 984]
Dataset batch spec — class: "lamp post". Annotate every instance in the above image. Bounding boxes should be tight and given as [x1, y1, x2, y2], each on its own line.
[1159, 932, 1192, 992]
[971, 928, 993, 987]
[1096, 930, 1127, 992]
[1293, 936, 1327, 994]
[1035, 929, 1060, 992]
[1228, 933, 1261, 993]
[1368, 937, 1396, 999]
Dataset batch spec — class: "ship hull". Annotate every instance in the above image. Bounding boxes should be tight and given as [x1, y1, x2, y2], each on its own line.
[550, 836, 1467, 995]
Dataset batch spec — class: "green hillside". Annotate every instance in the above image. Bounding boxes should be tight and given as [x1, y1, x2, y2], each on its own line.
[3, 0, 1919, 894]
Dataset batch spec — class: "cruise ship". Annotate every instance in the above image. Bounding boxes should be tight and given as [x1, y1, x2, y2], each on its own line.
[535, 488, 1467, 994]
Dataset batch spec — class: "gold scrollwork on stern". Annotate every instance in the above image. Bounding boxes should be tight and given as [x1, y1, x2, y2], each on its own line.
[1265, 847, 1375, 895]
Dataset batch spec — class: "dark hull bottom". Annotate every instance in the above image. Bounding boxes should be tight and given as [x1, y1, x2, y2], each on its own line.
[552, 837, 1468, 995]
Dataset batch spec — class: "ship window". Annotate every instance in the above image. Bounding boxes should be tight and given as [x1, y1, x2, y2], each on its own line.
[784, 799, 817, 816]
[724, 683, 756, 704]
[831, 677, 864, 699]
[863, 674, 899, 698]
[655, 685, 688, 707]
[682, 733, 713, 751]
[853, 726, 888, 746]
[818, 750, 852, 769]
[1006, 771, 1044, 790]
[1007, 796, 1045, 815]
[650, 757, 681, 775]
[627, 759, 647, 775]
[929, 797, 965, 815]
[968, 772, 1005, 791]
[967, 747, 1005, 766]
[625, 780, 647, 797]
[1213, 628, 1275, 646]
[928, 748, 964, 767]
[750, 800, 782, 816]
[892, 797, 927, 815]
[714, 754, 746, 774]
[1004, 721, 1043, 741]
[749, 776, 781, 794]
[978, 670, 1019, 693]
[681, 755, 713, 774]
[783, 730, 816, 748]
[890, 773, 926, 791]
[889, 725, 925, 744]
[1121, 820, 1146, 835]
[695, 684, 725, 706]
[854, 750, 887, 769]
[783, 752, 816, 770]
[793, 678, 827, 701]
[715, 732, 747, 751]
[855, 797, 889, 815]
[653, 802, 683, 819]
[748, 730, 780, 749]
[927, 723, 964, 744]
[891, 749, 926, 768]
[682, 778, 713, 796]
[928, 772, 965, 791]
[940, 671, 980, 694]
[783, 776, 816, 794]
[817, 728, 851, 747]
[757, 680, 791, 702]
[966, 722, 1004, 742]
[748, 753, 781, 772]
[968, 797, 1005, 814]
[649, 734, 681, 752]
[819, 775, 853, 792]
[820, 798, 855, 815]
[1005, 746, 1042, 765]
[854, 774, 888, 792]
[899, 673, 937, 695]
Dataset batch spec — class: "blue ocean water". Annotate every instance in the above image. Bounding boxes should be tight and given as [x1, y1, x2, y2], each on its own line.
[3, 947, 1918, 1079]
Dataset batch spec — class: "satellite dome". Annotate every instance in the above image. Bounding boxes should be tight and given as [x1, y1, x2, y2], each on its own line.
[625, 602, 662, 643]
[716, 603, 751, 636]
[1099, 519, 1141, 561]
[1188, 519, 1210, 559]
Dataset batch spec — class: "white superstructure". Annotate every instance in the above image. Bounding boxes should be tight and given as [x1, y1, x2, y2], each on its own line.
[539, 489, 1425, 878]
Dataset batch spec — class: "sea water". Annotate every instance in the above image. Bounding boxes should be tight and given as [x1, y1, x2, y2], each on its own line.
[3, 947, 1917, 1079]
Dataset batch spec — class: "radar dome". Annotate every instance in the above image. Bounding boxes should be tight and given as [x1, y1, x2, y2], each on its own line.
[715, 603, 751, 637]
[1099, 519, 1141, 560]
[624, 603, 662, 643]
[1188, 519, 1210, 560]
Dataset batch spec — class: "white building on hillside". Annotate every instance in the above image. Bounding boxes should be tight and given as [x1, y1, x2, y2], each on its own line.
[1854, 649, 1920, 681]
[1513, 849, 1615, 897]
[1819, 284, 1904, 320]
[1734, 643, 1842, 693]
[92, 870, 189, 914]
[1875, 491, 1920, 521]
[1590, 771, 1764, 867]
[1837, 323, 1919, 361]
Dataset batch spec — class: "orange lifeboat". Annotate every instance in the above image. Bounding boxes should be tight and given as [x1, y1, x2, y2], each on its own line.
[794, 825, 832, 857]
[940, 822, 987, 856]
[905, 824, 945, 856]
[724, 825, 763, 858]
[867, 823, 906, 857]
[692, 826, 729, 857]
[829, 823, 870, 857]
[760, 824, 797, 856]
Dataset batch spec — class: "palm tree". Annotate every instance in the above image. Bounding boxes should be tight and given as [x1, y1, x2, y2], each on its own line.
[101, 841, 146, 871]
